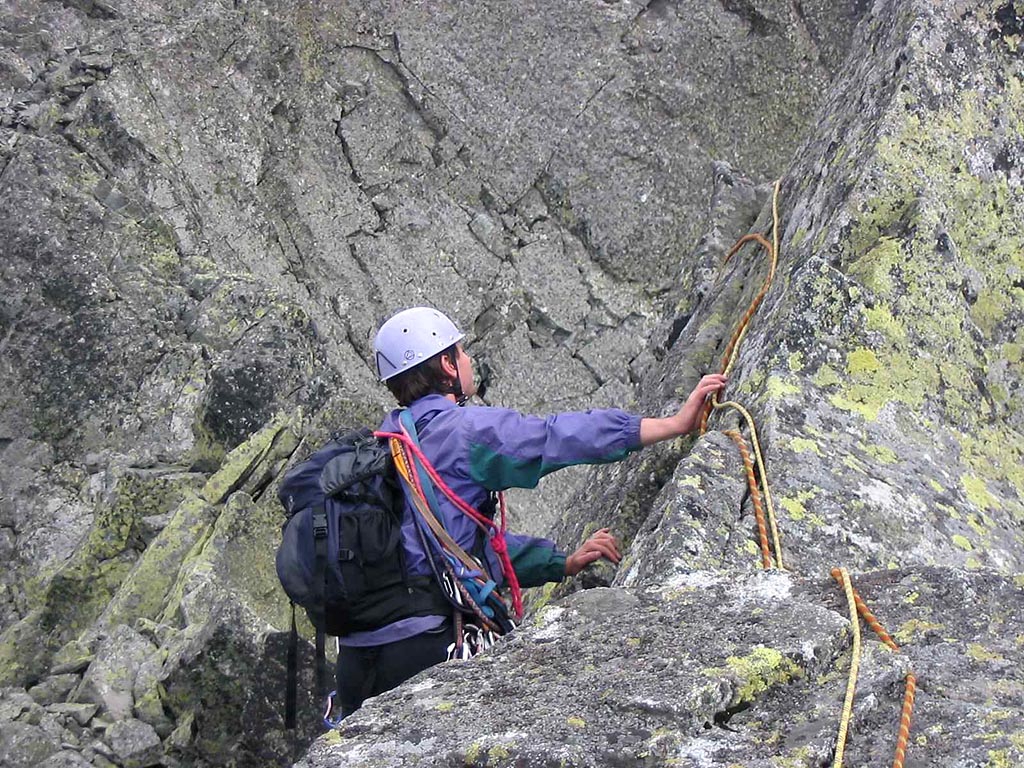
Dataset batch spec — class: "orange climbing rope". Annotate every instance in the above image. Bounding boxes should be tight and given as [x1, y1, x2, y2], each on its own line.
[702, 180, 784, 570]
[701, 232, 778, 412]
[694, 181, 917, 767]
[724, 430, 772, 568]
[894, 675, 918, 768]
[830, 568, 918, 768]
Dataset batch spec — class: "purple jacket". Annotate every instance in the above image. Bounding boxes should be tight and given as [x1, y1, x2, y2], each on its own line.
[339, 395, 642, 646]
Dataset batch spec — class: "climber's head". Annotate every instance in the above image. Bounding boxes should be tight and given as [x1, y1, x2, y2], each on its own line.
[373, 307, 476, 406]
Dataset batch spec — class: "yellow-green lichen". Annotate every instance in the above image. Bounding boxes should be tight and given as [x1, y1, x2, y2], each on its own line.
[766, 376, 801, 399]
[952, 534, 974, 551]
[770, 747, 813, 768]
[488, 745, 511, 761]
[966, 514, 990, 537]
[527, 581, 560, 618]
[200, 412, 295, 504]
[847, 347, 880, 375]
[832, 346, 939, 422]
[967, 644, 1005, 663]
[464, 742, 483, 765]
[838, 77, 1024, 486]
[961, 474, 1002, 511]
[99, 491, 215, 629]
[812, 364, 842, 389]
[986, 749, 1015, 768]
[788, 438, 822, 456]
[781, 497, 807, 521]
[864, 444, 899, 464]
[863, 305, 908, 344]
[706, 646, 802, 707]
[895, 620, 943, 644]
[778, 490, 822, 527]
[566, 716, 586, 728]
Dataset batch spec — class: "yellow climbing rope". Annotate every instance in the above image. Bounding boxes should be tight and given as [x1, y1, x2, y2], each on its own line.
[701, 179, 784, 570]
[832, 567, 862, 768]
[688, 179, 917, 766]
[830, 568, 918, 768]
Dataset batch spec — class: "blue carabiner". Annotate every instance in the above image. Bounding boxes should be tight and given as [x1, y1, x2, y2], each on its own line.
[322, 690, 344, 729]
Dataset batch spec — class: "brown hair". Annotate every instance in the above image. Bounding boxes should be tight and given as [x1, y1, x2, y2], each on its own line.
[385, 345, 457, 406]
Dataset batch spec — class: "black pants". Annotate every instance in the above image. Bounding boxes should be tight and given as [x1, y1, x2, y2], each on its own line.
[336, 620, 452, 718]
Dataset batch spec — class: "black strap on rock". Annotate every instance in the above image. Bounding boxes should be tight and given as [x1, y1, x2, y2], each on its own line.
[285, 603, 298, 729]
[312, 505, 330, 699]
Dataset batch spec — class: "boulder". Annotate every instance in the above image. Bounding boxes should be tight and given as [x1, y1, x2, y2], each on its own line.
[1, 0, 1021, 766]
[300, 569, 1024, 766]
[28, 674, 82, 706]
[105, 717, 161, 768]
[72, 625, 155, 720]
[0, 719, 62, 768]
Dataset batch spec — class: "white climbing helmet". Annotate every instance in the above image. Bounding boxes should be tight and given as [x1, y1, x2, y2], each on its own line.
[373, 307, 465, 382]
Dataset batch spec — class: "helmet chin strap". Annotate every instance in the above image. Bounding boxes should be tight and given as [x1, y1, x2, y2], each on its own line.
[446, 349, 468, 407]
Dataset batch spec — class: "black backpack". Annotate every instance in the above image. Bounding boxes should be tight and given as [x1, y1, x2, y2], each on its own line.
[275, 428, 448, 726]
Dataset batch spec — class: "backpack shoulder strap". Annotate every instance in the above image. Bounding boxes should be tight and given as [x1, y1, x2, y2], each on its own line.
[311, 503, 330, 700]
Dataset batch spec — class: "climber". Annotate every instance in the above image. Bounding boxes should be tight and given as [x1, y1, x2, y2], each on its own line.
[334, 306, 727, 718]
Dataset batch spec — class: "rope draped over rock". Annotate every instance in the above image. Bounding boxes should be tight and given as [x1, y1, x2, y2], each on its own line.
[704, 181, 916, 766]
[701, 180, 784, 571]
[830, 568, 918, 768]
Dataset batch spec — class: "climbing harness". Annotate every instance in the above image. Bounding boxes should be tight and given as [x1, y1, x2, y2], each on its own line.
[830, 568, 918, 768]
[705, 181, 916, 765]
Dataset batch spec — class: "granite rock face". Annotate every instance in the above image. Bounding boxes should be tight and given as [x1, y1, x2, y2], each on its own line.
[304, 570, 1023, 768]
[302, 0, 1024, 766]
[2, 0, 1022, 766]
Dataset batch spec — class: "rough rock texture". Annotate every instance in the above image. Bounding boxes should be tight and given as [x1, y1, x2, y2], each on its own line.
[303, 570, 1024, 767]
[2, 0, 1022, 766]
[300, 0, 1024, 766]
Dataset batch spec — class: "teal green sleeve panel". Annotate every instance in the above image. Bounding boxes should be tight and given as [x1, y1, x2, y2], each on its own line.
[507, 537, 566, 587]
[469, 443, 576, 490]
[465, 409, 643, 491]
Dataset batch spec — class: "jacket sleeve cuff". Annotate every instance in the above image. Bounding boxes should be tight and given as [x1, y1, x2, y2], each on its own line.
[544, 552, 568, 584]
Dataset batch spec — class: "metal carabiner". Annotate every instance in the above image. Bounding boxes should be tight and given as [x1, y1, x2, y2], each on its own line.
[322, 690, 344, 729]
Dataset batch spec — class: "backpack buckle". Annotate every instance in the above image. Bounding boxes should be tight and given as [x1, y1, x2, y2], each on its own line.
[312, 508, 328, 539]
